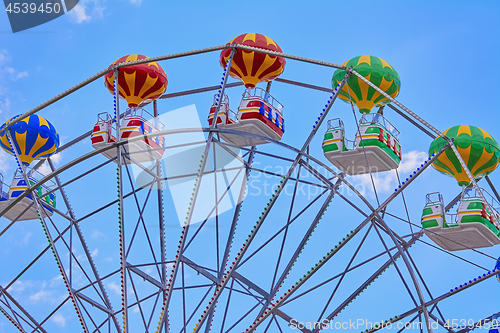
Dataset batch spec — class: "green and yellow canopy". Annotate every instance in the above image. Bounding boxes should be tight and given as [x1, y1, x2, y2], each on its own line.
[332, 55, 401, 114]
[429, 125, 500, 186]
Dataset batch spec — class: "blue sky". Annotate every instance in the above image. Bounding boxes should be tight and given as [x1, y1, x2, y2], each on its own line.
[0, 0, 499, 332]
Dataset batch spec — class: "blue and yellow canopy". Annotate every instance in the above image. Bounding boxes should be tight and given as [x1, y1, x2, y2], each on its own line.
[0, 114, 59, 166]
[496, 257, 500, 283]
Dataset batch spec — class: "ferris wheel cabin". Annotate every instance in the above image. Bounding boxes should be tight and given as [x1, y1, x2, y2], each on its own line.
[208, 88, 285, 147]
[208, 94, 235, 126]
[0, 169, 56, 221]
[421, 190, 500, 251]
[322, 114, 402, 175]
[91, 108, 165, 163]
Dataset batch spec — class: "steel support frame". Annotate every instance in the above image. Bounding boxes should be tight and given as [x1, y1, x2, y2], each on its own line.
[0, 111, 472, 332]
[4, 130, 89, 333]
[201, 146, 257, 331]
[47, 158, 121, 332]
[180, 255, 312, 333]
[365, 269, 500, 333]
[254, 179, 341, 321]
[0, 42, 496, 333]
[248, 143, 449, 332]
[191, 73, 351, 333]
[154, 100, 168, 333]
[372, 216, 434, 332]
[157, 47, 237, 332]
[0, 286, 45, 333]
[113, 67, 129, 333]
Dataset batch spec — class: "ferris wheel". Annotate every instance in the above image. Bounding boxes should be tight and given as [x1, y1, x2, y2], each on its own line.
[0, 33, 499, 333]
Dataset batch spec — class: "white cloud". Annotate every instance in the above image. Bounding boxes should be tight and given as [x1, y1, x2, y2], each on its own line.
[91, 248, 98, 257]
[91, 230, 105, 239]
[130, 0, 143, 4]
[69, 4, 90, 23]
[18, 232, 32, 246]
[0, 50, 10, 65]
[50, 152, 62, 164]
[3, 66, 28, 81]
[8, 280, 31, 293]
[52, 313, 66, 328]
[0, 49, 28, 121]
[68, 0, 105, 23]
[50, 275, 63, 287]
[36, 153, 63, 176]
[0, 97, 11, 114]
[30, 282, 54, 303]
[92, 3, 105, 18]
[350, 150, 428, 195]
[8, 279, 66, 305]
[0, 149, 12, 174]
[37, 163, 51, 176]
[398, 150, 428, 174]
[14, 71, 28, 80]
[107, 282, 121, 295]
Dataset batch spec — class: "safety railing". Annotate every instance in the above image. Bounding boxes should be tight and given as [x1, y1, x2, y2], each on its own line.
[212, 94, 237, 122]
[326, 118, 344, 131]
[0, 173, 7, 200]
[17, 167, 56, 191]
[425, 192, 444, 206]
[242, 87, 284, 114]
[325, 119, 355, 150]
[463, 188, 500, 214]
[360, 113, 400, 140]
[123, 108, 165, 130]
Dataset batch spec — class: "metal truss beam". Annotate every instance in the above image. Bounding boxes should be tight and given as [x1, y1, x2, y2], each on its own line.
[248, 143, 449, 332]
[366, 268, 500, 333]
[0, 286, 46, 333]
[127, 263, 164, 290]
[311, 231, 424, 333]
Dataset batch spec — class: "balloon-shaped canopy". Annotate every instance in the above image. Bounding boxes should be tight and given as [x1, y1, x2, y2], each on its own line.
[496, 258, 500, 283]
[0, 114, 60, 166]
[104, 54, 168, 108]
[429, 125, 500, 186]
[220, 33, 286, 88]
[332, 55, 401, 114]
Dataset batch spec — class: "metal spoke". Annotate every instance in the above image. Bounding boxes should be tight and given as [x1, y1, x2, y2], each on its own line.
[372, 223, 419, 307]
[1, 42, 494, 333]
[316, 223, 373, 322]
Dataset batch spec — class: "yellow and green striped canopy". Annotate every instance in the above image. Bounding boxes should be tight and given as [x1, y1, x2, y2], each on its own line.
[429, 125, 500, 186]
[332, 55, 401, 114]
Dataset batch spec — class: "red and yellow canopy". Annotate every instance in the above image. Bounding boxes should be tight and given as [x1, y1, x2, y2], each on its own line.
[104, 54, 168, 108]
[220, 33, 285, 88]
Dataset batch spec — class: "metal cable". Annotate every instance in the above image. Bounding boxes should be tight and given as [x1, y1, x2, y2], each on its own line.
[345, 82, 381, 206]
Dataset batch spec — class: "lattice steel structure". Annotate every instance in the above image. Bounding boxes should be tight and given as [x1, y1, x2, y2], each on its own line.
[0, 44, 499, 333]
